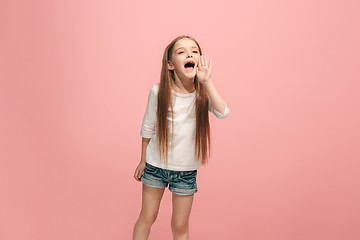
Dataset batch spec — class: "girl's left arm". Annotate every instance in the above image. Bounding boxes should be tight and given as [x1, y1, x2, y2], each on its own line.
[203, 80, 227, 115]
[196, 56, 227, 115]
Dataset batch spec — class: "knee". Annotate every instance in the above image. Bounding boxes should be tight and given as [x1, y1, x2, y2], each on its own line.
[138, 211, 158, 226]
[171, 219, 188, 235]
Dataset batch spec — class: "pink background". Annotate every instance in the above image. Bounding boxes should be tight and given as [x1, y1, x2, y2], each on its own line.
[1, 0, 359, 239]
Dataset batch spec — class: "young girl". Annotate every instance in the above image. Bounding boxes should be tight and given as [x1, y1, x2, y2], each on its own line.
[132, 35, 230, 240]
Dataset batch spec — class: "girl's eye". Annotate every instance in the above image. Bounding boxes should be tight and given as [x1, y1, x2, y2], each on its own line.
[178, 51, 198, 54]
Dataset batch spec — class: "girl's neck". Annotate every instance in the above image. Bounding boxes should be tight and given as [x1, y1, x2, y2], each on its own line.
[171, 77, 195, 94]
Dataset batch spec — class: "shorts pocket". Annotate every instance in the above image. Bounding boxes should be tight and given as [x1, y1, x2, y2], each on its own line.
[179, 170, 197, 183]
[145, 163, 159, 174]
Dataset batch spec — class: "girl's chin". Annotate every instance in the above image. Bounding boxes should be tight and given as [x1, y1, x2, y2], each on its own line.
[184, 75, 196, 81]
[174, 70, 196, 80]
[184, 71, 196, 77]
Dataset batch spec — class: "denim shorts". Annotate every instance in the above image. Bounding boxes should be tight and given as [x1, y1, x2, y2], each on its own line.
[141, 162, 198, 196]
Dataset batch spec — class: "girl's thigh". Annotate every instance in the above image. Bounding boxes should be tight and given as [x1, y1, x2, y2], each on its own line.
[171, 193, 194, 222]
[140, 184, 165, 218]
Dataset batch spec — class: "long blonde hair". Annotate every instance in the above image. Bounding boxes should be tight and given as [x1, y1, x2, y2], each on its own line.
[156, 35, 211, 165]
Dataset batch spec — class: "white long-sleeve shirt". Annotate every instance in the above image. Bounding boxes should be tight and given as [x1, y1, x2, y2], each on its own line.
[140, 83, 230, 171]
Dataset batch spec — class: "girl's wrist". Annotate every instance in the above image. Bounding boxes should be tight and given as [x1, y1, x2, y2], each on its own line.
[202, 79, 213, 88]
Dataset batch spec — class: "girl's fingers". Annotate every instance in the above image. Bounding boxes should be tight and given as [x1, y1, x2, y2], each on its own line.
[134, 169, 141, 181]
[209, 59, 212, 69]
[137, 170, 143, 181]
[199, 56, 210, 68]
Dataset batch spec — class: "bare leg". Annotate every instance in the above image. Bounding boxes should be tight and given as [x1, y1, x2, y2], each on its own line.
[133, 184, 165, 240]
[171, 193, 194, 240]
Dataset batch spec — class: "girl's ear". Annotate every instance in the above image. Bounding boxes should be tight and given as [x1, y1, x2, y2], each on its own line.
[168, 61, 174, 70]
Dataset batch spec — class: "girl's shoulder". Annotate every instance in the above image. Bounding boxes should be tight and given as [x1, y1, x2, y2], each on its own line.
[150, 83, 160, 94]
[146, 83, 160, 100]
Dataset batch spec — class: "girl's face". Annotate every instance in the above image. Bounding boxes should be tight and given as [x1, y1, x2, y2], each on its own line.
[168, 38, 200, 81]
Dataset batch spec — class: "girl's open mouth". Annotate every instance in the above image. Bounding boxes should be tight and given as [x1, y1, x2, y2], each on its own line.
[184, 61, 195, 71]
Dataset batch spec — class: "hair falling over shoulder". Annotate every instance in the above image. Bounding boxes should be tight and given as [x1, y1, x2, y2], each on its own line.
[156, 35, 211, 165]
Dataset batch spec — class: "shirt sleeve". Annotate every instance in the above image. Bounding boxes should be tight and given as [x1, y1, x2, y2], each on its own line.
[208, 99, 230, 119]
[140, 85, 157, 138]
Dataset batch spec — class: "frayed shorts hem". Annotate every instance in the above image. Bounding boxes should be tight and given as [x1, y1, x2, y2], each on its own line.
[141, 177, 197, 196]
[141, 177, 167, 189]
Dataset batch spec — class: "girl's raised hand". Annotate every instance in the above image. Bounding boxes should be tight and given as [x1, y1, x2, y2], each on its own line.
[196, 56, 212, 84]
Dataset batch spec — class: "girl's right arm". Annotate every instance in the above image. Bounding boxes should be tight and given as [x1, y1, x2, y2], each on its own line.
[134, 137, 151, 181]
[135, 84, 157, 181]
